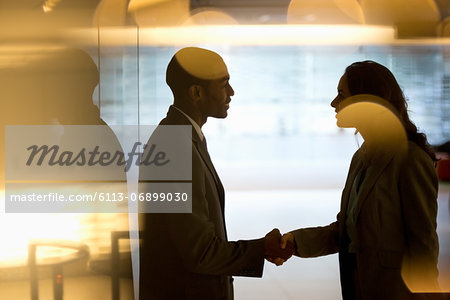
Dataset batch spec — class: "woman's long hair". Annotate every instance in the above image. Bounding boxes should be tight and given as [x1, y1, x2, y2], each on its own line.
[345, 60, 437, 161]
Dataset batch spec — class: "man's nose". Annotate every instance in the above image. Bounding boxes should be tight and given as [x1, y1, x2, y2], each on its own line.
[228, 84, 235, 96]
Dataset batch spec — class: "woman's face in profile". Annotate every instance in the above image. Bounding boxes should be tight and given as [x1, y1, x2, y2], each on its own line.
[330, 73, 351, 114]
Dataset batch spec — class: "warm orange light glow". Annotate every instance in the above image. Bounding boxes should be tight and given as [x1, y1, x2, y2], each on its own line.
[336, 95, 407, 153]
[42, 5, 52, 13]
[0, 45, 66, 68]
[88, 24, 394, 46]
[131, 0, 190, 27]
[287, 0, 365, 24]
[145, 25, 394, 45]
[0, 212, 84, 266]
[0, 188, 129, 267]
[360, 0, 440, 37]
[183, 9, 239, 26]
[174, 47, 229, 80]
[360, 0, 439, 25]
[128, 0, 173, 12]
[42, 0, 62, 13]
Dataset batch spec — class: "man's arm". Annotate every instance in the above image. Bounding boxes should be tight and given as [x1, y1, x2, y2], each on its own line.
[160, 147, 293, 276]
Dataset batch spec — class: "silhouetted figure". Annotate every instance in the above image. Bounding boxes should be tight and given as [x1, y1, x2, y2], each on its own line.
[138, 47, 293, 300]
[1, 48, 131, 298]
[282, 61, 442, 299]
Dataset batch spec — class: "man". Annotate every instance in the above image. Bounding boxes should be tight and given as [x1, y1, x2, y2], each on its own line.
[139, 47, 293, 300]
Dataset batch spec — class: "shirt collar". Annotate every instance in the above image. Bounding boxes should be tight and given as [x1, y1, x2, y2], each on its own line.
[172, 105, 204, 141]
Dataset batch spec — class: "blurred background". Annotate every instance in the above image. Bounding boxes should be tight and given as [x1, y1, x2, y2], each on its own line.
[0, 0, 450, 299]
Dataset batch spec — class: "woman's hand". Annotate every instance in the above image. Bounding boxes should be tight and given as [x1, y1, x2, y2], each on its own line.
[280, 232, 294, 250]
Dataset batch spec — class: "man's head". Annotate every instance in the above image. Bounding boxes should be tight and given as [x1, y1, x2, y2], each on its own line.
[166, 47, 234, 120]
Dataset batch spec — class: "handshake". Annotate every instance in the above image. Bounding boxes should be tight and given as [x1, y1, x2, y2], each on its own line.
[263, 229, 295, 266]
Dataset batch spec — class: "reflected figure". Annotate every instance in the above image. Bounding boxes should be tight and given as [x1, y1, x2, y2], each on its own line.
[2, 48, 126, 184]
[0, 48, 108, 189]
[31, 48, 105, 125]
[0, 48, 131, 299]
[138, 47, 294, 300]
[281, 61, 441, 299]
[25, 48, 126, 182]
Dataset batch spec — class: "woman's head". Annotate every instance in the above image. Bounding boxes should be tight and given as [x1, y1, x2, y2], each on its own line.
[345, 60, 407, 117]
[331, 60, 406, 115]
[331, 60, 436, 161]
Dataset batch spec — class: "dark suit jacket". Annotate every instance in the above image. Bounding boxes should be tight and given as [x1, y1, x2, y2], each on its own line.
[139, 106, 265, 300]
[292, 142, 440, 300]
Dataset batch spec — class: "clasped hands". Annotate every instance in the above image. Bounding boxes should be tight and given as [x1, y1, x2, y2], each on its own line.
[264, 229, 295, 266]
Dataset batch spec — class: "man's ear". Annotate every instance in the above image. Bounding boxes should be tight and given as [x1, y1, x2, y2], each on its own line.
[188, 84, 203, 101]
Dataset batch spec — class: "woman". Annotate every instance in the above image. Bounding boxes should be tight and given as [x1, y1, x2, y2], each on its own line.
[282, 61, 440, 299]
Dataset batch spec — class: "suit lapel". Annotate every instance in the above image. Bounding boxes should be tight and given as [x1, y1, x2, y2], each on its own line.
[188, 116, 227, 238]
[341, 154, 364, 222]
[353, 150, 396, 220]
[193, 137, 226, 215]
[193, 138, 224, 192]
[163, 106, 226, 211]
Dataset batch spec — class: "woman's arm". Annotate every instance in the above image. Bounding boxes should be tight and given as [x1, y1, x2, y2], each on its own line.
[399, 143, 440, 292]
[282, 216, 340, 258]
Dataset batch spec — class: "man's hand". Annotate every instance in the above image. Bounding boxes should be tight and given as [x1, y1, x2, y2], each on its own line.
[264, 229, 295, 266]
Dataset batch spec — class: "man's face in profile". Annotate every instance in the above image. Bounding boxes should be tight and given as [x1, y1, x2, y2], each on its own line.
[202, 73, 234, 119]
